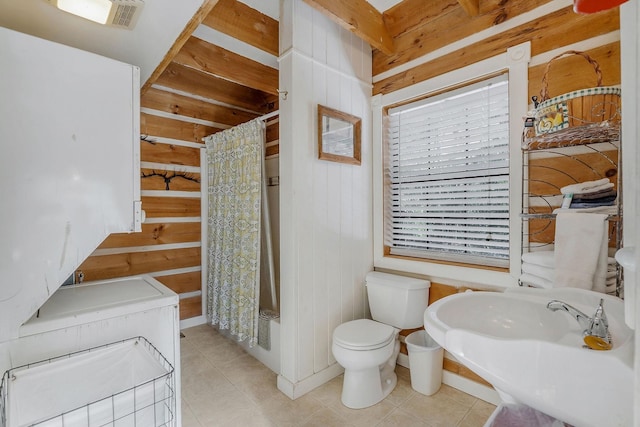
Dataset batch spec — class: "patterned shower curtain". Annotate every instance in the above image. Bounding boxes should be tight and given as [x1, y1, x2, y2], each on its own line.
[204, 119, 263, 346]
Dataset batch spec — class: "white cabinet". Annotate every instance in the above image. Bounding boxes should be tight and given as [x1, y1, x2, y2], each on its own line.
[0, 27, 141, 343]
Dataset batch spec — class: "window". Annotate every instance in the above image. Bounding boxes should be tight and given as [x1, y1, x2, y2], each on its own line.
[384, 74, 510, 267]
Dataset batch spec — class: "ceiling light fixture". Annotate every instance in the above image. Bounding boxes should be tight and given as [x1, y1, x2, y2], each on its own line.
[46, 0, 144, 29]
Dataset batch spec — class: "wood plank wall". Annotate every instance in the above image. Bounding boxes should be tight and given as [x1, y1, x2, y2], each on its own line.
[76, 0, 280, 323]
[374, 1, 620, 97]
[78, 118, 205, 321]
[374, 0, 621, 387]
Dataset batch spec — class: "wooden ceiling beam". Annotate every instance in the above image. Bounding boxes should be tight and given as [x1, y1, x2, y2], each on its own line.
[202, 0, 279, 56]
[373, 0, 552, 76]
[303, 0, 395, 55]
[457, 0, 480, 16]
[382, 0, 460, 39]
[141, 0, 220, 95]
[141, 87, 259, 127]
[155, 62, 277, 114]
[174, 37, 278, 96]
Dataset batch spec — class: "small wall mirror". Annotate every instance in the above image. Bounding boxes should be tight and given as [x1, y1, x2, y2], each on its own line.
[318, 105, 361, 165]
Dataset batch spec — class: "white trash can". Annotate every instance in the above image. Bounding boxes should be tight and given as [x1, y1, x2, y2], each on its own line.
[405, 330, 444, 395]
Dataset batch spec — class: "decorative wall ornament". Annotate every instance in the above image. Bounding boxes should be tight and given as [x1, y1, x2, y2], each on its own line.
[141, 170, 200, 190]
[140, 134, 156, 144]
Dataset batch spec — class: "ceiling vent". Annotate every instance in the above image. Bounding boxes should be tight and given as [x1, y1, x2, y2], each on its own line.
[46, 0, 145, 29]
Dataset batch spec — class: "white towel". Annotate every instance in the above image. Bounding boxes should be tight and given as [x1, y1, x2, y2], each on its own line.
[560, 178, 613, 195]
[552, 206, 618, 215]
[521, 262, 555, 282]
[521, 250, 555, 268]
[592, 227, 609, 293]
[520, 273, 554, 289]
[554, 212, 609, 291]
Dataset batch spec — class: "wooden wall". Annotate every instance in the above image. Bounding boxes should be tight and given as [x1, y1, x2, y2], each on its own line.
[76, 0, 280, 323]
[375, 0, 620, 97]
[77, 110, 206, 321]
[373, 0, 621, 388]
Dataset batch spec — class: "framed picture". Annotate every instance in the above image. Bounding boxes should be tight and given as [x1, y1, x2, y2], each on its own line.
[317, 105, 361, 165]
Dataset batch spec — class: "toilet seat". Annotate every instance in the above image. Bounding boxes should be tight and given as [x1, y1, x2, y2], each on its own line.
[333, 319, 395, 351]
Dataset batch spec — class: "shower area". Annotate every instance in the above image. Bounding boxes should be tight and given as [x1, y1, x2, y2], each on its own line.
[200, 114, 281, 373]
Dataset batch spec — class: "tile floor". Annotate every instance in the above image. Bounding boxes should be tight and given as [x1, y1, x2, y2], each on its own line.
[180, 324, 496, 427]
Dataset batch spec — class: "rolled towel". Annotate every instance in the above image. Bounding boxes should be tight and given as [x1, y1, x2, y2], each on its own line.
[522, 262, 555, 282]
[520, 273, 554, 289]
[522, 250, 555, 268]
[561, 178, 613, 195]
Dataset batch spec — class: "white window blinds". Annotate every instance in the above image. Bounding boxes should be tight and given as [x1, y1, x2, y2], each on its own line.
[384, 74, 510, 267]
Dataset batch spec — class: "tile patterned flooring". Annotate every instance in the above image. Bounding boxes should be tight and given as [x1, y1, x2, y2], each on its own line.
[180, 324, 496, 427]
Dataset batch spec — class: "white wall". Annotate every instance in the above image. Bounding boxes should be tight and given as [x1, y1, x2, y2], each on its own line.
[619, 3, 640, 425]
[0, 0, 203, 85]
[277, 0, 374, 398]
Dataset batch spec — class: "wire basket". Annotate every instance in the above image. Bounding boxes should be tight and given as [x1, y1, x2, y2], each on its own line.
[0, 337, 175, 427]
[523, 50, 621, 147]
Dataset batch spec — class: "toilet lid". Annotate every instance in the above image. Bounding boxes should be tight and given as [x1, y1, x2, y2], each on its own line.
[333, 319, 395, 351]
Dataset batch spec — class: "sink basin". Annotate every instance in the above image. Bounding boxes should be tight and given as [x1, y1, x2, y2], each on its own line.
[424, 287, 633, 427]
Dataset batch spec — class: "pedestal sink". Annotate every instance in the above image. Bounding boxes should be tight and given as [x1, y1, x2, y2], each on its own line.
[423, 287, 633, 427]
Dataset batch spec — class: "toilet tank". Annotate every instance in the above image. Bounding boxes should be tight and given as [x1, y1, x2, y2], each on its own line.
[366, 272, 430, 329]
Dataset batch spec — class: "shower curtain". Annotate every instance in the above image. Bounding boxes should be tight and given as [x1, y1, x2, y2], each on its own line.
[204, 119, 263, 346]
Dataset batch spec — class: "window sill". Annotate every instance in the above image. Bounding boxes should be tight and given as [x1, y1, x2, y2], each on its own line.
[375, 252, 517, 289]
[384, 252, 509, 273]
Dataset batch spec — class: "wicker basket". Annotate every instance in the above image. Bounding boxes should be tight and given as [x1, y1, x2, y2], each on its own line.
[528, 50, 621, 138]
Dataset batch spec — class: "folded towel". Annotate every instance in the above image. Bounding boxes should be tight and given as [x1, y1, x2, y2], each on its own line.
[522, 250, 555, 268]
[522, 262, 555, 282]
[520, 273, 554, 289]
[553, 206, 618, 215]
[572, 189, 617, 201]
[569, 198, 616, 209]
[561, 178, 613, 195]
[554, 212, 609, 291]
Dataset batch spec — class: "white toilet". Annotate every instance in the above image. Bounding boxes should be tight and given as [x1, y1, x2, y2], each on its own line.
[332, 271, 430, 409]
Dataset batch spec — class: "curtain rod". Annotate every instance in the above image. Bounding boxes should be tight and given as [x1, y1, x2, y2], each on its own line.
[201, 110, 280, 143]
[258, 110, 279, 122]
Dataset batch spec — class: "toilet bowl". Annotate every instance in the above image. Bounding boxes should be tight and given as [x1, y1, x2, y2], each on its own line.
[332, 272, 430, 409]
[332, 319, 399, 409]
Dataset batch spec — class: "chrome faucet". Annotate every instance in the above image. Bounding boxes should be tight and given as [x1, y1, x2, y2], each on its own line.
[546, 298, 612, 350]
